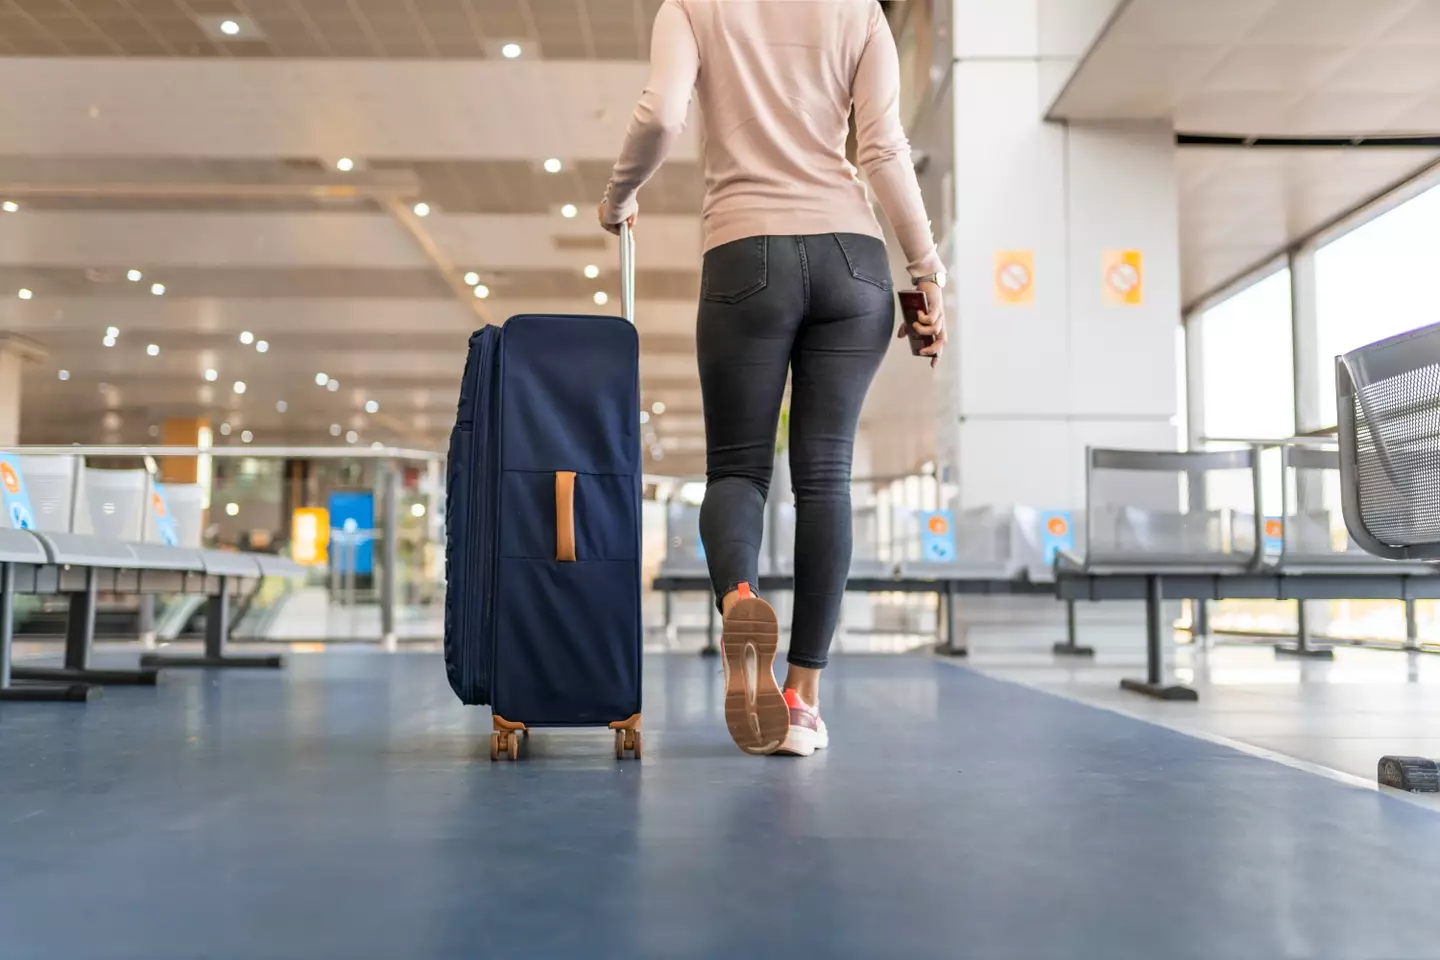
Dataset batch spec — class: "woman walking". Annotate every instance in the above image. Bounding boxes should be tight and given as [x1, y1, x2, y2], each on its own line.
[599, 0, 945, 756]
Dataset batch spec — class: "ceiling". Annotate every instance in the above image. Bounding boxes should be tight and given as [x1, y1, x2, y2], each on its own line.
[0, 0, 666, 59]
[1050, 0, 1440, 135]
[0, 2, 708, 472]
[1049, 0, 1440, 308]
[1177, 145, 1440, 308]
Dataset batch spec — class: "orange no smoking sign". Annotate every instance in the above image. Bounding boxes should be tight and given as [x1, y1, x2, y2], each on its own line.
[1103, 250, 1144, 306]
[993, 250, 1035, 305]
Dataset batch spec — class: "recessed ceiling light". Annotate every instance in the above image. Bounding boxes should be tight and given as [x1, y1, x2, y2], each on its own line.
[102, 335, 116, 347]
[365, 400, 379, 414]
[255, 340, 269, 353]
[219, 423, 232, 436]
[220, 19, 240, 36]
[593, 291, 608, 305]
[371, 441, 384, 450]
[240, 430, 253, 443]
[330, 423, 342, 437]
[17, 288, 32, 300]
[146, 343, 160, 356]
[315, 373, 329, 386]
[106, 326, 120, 338]
[543, 158, 562, 174]
[473, 284, 490, 299]
[346, 430, 358, 444]
[561, 204, 578, 219]
[327, 379, 340, 392]
[225, 501, 239, 516]
[150, 282, 165, 296]
[204, 368, 218, 382]
[411, 503, 427, 518]
[640, 411, 650, 425]
[652, 400, 666, 415]
[232, 380, 247, 394]
[413, 202, 431, 217]
[463, 271, 480, 286]
[583, 264, 600, 279]
[126, 269, 142, 282]
[57, 369, 70, 381]
[336, 157, 354, 172]
[1, 201, 16, 213]
[239, 331, 254, 345]
[276, 400, 287, 413]
[501, 42, 522, 59]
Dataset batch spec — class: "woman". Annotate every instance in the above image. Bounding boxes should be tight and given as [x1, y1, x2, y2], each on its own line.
[599, 0, 945, 757]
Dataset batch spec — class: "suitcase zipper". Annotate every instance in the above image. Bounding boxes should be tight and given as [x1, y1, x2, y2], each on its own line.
[468, 327, 500, 703]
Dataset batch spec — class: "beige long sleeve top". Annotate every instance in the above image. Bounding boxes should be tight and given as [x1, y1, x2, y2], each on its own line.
[601, 0, 944, 278]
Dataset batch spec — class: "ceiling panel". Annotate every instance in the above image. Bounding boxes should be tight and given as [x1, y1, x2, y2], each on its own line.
[0, 0, 655, 59]
[1177, 146, 1440, 308]
[1051, 0, 1440, 135]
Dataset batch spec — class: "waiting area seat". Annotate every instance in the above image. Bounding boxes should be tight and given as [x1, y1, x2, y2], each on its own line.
[0, 453, 308, 700]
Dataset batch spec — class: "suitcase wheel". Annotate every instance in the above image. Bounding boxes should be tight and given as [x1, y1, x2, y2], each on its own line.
[490, 731, 522, 762]
[610, 714, 643, 761]
[614, 729, 642, 760]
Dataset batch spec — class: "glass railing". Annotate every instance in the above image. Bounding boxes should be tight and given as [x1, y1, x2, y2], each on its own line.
[5, 444, 445, 644]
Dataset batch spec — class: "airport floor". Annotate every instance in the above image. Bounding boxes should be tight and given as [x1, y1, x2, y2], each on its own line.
[4, 649, 1440, 959]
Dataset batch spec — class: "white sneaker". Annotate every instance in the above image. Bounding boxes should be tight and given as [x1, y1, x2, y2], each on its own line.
[775, 689, 828, 757]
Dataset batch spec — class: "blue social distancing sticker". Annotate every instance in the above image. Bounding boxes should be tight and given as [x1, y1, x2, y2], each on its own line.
[0, 453, 35, 530]
[151, 482, 179, 546]
[1040, 510, 1075, 565]
[921, 511, 956, 562]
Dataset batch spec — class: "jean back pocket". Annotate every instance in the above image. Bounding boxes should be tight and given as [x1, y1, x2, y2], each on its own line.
[702, 236, 769, 303]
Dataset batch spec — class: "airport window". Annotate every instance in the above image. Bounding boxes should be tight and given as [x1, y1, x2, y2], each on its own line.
[1198, 267, 1295, 444]
[1314, 181, 1440, 428]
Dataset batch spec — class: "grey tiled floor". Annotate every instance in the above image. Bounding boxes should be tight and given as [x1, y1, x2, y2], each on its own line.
[969, 639, 1440, 797]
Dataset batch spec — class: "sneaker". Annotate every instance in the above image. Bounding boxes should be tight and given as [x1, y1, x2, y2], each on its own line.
[776, 688, 829, 757]
[720, 584, 788, 756]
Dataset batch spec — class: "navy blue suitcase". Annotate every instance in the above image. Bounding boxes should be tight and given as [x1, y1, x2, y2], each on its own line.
[444, 228, 644, 761]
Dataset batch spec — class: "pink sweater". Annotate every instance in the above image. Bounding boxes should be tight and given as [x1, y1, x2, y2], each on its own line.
[602, 0, 944, 278]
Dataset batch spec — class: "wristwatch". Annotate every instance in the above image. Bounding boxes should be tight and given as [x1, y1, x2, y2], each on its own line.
[911, 272, 946, 289]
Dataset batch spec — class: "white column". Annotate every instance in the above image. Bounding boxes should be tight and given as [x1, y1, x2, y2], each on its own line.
[0, 334, 45, 448]
[1289, 246, 1324, 434]
[944, 1, 1181, 510]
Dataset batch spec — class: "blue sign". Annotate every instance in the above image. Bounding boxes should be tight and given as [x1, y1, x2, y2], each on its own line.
[150, 482, 179, 546]
[1263, 517, 1284, 555]
[920, 511, 956, 562]
[1040, 511, 1075, 565]
[328, 490, 375, 575]
[0, 453, 35, 530]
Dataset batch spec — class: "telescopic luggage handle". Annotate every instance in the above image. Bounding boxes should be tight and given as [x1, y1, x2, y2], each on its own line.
[619, 220, 635, 325]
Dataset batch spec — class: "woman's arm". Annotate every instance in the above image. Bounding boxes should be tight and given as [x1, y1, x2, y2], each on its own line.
[852, 10, 944, 279]
[600, 0, 700, 226]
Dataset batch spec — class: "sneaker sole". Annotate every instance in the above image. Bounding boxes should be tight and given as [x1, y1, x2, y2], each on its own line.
[721, 597, 787, 756]
[775, 724, 818, 757]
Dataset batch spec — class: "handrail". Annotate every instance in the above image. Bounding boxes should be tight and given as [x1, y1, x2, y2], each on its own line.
[7, 445, 443, 460]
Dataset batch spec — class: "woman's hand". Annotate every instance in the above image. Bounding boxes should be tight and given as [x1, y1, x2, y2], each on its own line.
[598, 205, 637, 236]
[898, 279, 947, 368]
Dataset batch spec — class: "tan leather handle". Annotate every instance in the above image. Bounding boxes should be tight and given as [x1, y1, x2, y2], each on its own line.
[555, 471, 576, 562]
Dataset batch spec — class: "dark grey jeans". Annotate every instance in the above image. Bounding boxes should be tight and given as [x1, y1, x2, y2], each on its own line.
[697, 233, 895, 669]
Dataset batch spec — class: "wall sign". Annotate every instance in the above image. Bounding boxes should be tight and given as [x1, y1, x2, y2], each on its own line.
[994, 250, 1035, 305]
[1103, 250, 1144, 306]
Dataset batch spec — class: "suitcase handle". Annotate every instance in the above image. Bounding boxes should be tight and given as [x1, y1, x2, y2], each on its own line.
[619, 221, 635, 325]
[556, 471, 577, 562]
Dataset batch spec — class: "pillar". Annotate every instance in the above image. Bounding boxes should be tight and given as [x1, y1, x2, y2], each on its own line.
[159, 417, 208, 483]
[933, 2, 1181, 511]
[0, 334, 46, 448]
